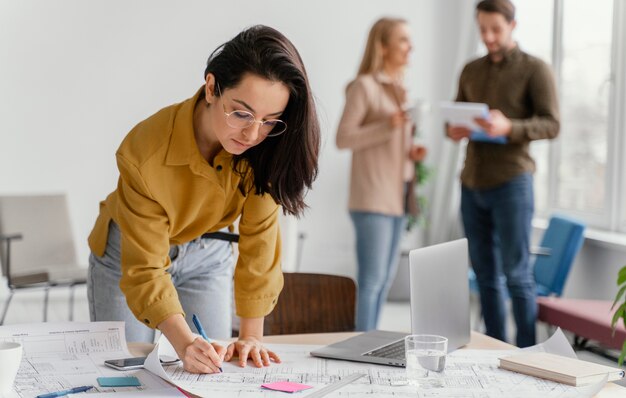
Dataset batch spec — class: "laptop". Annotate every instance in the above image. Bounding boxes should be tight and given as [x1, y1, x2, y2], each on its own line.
[310, 238, 471, 367]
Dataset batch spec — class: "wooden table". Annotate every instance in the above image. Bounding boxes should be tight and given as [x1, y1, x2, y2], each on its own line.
[130, 331, 625, 397]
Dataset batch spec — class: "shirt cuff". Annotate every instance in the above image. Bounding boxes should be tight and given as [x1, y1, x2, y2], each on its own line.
[136, 295, 185, 329]
[508, 120, 526, 143]
[235, 295, 279, 318]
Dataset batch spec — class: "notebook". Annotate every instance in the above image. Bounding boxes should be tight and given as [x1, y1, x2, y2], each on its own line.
[499, 352, 625, 386]
[310, 239, 471, 367]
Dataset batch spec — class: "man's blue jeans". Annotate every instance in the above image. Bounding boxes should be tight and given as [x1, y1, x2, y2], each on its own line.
[350, 211, 406, 331]
[461, 173, 536, 347]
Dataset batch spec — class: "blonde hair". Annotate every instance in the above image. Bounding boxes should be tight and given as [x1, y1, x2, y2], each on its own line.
[357, 17, 407, 76]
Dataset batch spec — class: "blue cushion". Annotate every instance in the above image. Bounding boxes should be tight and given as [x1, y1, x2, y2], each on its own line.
[533, 215, 585, 297]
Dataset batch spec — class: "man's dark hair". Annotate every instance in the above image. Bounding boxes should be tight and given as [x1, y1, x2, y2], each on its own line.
[204, 25, 320, 217]
[476, 0, 516, 22]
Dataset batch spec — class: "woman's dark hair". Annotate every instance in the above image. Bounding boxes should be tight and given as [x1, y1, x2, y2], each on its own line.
[204, 25, 320, 217]
[476, 0, 515, 22]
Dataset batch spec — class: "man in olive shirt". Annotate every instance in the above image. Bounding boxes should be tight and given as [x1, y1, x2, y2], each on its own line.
[447, 0, 559, 347]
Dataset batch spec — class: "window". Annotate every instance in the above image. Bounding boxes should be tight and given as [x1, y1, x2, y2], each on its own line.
[516, 0, 626, 234]
[515, 0, 553, 213]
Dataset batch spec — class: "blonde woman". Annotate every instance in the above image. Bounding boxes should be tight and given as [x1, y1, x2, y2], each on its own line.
[337, 17, 427, 331]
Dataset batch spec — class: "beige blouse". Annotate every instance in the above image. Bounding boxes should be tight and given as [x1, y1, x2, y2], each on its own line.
[336, 73, 414, 216]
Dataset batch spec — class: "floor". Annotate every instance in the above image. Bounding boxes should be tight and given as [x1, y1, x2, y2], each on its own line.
[2, 284, 625, 387]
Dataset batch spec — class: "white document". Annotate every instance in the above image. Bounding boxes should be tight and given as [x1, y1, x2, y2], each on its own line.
[0, 322, 182, 398]
[144, 329, 607, 398]
[440, 101, 489, 130]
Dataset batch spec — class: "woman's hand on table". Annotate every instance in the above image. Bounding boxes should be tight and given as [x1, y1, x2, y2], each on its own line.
[225, 336, 281, 367]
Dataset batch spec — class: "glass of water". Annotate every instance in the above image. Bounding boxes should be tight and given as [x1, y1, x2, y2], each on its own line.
[404, 334, 448, 387]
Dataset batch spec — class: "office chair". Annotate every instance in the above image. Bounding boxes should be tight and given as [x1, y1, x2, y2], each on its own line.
[203, 231, 355, 336]
[468, 214, 586, 326]
[0, 194, 88, 324]
[264, 272, 356, 335]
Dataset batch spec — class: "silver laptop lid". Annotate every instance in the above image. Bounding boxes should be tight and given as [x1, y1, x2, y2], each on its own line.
[409, 238, 471, 352]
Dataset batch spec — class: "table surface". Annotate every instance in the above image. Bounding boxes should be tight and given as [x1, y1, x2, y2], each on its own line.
[129, 330, 625, 397]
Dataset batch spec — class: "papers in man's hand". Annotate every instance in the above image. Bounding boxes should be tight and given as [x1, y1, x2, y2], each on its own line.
[440, 101, 489, 131]
[440, 101, 507, 144]
[499, 352, 625, 386]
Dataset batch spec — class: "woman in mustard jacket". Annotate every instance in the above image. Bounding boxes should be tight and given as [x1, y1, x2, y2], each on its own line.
[88, 25, 320, 374]
[336, 18, 426, 331]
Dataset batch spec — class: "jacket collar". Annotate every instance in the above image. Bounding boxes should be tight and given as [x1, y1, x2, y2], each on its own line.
[165, 86, 234, 180]
[165, 86, 204, 166]
[373, 71, 401, 86]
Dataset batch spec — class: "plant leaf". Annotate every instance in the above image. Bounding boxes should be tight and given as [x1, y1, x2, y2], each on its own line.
[618, 266, 626, 286]
[619, 340, 626, 367]
[611, 285, 626, 310]
[610, 303, 626, 330]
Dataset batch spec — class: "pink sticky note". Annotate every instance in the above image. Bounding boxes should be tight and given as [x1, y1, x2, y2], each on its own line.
[261, 381, 313, 393]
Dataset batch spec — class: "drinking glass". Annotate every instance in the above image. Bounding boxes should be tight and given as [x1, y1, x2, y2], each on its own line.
[404, 334, 447, 387]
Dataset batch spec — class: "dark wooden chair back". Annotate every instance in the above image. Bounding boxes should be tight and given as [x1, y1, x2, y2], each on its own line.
[264, 272, 356, 335]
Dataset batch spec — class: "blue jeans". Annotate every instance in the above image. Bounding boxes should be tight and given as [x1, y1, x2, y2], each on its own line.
[350, 211, 406, 331]
[88, 221, 234, 342]
[461, 173, 536, 347]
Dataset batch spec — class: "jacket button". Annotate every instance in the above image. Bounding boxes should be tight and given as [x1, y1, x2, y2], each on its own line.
[216, 165, 223, 171]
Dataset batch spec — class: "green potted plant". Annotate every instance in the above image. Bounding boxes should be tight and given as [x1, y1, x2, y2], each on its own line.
[406, 161, 433, 231]
[610, 265, 626, 365]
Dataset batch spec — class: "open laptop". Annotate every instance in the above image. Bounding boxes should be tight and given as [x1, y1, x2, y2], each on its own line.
[310, 238, 471, 367]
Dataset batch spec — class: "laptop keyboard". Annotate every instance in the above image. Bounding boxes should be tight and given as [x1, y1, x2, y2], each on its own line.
[363, 339, 405, 360]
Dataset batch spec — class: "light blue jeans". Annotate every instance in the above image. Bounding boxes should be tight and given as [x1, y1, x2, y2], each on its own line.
[350, 211, 406, 331]
[88, 221, 234, 343]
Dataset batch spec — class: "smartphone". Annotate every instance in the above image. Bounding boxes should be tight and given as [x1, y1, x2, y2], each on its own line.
[104, 356, 181, 370]
[104, 356, 146, 370]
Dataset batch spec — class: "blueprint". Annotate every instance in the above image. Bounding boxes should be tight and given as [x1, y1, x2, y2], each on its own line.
[144, 329, 606, 398]
[0, 322, 182, 398]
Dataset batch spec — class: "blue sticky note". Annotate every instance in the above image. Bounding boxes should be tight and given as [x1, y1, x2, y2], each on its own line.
[97, 376, 142, 387]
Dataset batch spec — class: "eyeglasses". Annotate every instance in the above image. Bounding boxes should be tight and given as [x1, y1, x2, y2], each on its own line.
[216, 84, 287, 137]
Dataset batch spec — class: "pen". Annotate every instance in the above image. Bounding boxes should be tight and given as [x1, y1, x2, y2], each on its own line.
[192, 313, 223, 372]
[36, 385, 93, 398]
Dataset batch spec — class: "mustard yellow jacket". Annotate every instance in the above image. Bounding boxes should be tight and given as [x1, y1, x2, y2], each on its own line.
[88, 88, 283, 328]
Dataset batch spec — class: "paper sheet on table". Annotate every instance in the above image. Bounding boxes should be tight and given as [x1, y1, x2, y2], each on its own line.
[0, 322, 182, 398]
[144, 329, 610, 397]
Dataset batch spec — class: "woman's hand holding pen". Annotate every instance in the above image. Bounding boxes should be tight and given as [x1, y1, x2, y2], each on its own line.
[225, 336, 281, 368]
[180, 337, 226, 374]
[158, 313, 225, 374]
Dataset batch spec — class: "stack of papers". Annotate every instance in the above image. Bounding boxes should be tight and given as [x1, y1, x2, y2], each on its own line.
[499, 352, 625, 386]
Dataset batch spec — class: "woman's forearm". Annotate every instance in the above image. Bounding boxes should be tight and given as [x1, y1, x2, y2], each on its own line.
[157, 313, 196, 356]
[239, 316, 265, 340]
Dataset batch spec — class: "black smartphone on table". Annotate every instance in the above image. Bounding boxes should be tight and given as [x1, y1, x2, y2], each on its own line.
[104, 356, 181, 370]
[104, 356, 146, 370]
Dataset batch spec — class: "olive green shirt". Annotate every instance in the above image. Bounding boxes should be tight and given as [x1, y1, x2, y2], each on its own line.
[455, 46, 560, 189]
[88, 88, 283, 328]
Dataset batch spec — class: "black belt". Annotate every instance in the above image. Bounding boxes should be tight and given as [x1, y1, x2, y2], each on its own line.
[200, 231, 240, 243]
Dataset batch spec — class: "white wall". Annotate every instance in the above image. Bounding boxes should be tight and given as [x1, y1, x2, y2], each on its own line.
[2, 0, 624, 298]
[0, 0, 425, 276]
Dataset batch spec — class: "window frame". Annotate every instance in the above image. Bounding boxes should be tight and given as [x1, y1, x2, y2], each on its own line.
[535, 0, 626, 235]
